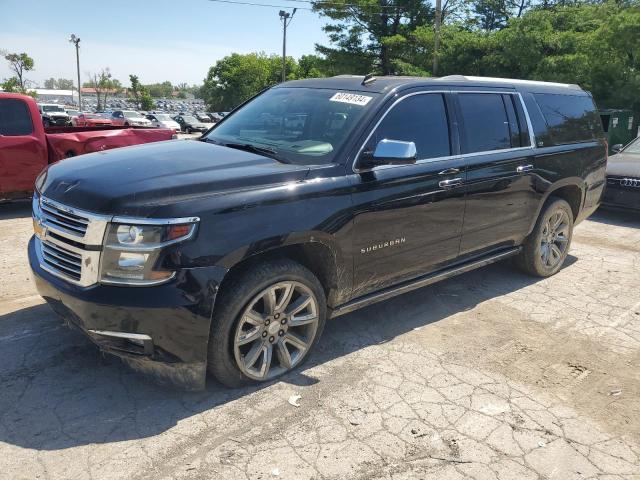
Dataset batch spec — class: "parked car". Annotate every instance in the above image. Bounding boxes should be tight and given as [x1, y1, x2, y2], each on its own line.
[111, 110, 152, 127]
[65, 109, 81, 124]
[207, 112, 223, 123]
[29, 76, 606, 390]
[38, 103, 71, 127]
[602, 137, 640, 210]
[174, 114, 209, 133]
[72, 113, 114, 127]
[146, 113, 181, 132]
[0, 93, 176, 200]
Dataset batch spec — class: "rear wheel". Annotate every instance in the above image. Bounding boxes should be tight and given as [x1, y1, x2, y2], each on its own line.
[516, 198, 574, 277]
[208, 259, 326, 388]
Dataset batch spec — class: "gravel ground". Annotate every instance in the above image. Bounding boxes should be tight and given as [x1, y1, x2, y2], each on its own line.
[0, 202, 639, 480]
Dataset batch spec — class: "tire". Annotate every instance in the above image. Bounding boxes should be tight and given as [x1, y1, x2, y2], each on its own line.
[208, 258, 327, 388]
[186, 127, 192, 134]
[516, 197, 574, 277]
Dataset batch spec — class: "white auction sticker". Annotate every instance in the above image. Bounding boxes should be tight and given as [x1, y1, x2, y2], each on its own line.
[330, 92, 373, 106]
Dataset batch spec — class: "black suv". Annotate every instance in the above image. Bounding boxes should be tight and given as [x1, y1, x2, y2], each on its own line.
[29, 76, 607, 389]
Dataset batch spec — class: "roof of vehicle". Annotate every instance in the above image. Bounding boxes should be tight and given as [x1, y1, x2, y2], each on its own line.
[280, 75, 586, 95]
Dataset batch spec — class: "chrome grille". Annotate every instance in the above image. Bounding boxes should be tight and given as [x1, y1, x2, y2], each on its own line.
[41, 199, 89, 237]
[34, 194, 110, 287]
[41, 240, 82, 281]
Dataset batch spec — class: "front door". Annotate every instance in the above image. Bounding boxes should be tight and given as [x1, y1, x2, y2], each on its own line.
[0, 97, 48, 198]
[348, 91, 467, 298]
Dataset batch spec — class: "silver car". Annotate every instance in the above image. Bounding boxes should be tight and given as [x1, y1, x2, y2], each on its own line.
[146, 113, 181, 132]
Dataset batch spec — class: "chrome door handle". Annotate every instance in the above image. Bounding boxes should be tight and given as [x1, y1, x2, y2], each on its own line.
[516, 164, 534, 173]
[438, 167, 460, 175]
[439, 178, 463, 189]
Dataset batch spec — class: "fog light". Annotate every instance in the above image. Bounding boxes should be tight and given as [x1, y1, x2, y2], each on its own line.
[128, 338, 145, 347]
[117, 252, 148, 271]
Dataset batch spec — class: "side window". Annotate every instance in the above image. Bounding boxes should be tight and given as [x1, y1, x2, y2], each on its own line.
[0, 99, 34, 136]
[534, 93, 600, 145]
[368, 93, 451, 160]
[458, 93, 512, 153]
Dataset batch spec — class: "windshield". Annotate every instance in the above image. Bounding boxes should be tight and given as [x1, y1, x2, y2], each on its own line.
[205, 87, 378, 165]
[85, 114, 101, 119]
[623, 137, 640, 154]
[43, 105, 65, 112]
[123, 111, 140, 118]
[66, 110, 80, 116]
[156, 114, 172, 121]
[182, 115, 198, 122]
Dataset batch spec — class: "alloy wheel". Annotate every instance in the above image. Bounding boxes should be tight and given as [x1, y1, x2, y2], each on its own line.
[233, 281, 319, 381]
[540, 209, 570, 268]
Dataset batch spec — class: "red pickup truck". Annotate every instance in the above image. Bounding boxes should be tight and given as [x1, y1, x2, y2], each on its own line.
[0, 93, 176, 200]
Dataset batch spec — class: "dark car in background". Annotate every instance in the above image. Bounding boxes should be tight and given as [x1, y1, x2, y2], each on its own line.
[29, 75, 606, 390]
[173, 114, 209, 133]
[603, 137, 640, 210]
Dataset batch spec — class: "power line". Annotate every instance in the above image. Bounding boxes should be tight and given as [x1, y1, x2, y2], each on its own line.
[206, 0, 410, 15]
[281, 0, 406, 10]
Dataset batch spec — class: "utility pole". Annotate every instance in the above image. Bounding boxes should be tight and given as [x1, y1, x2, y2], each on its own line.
[69, 34, 82, 110]
[279, 8, 296, 83]
[433, 0, 442, 76]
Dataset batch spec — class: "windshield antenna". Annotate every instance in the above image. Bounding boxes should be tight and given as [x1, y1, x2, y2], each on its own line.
[362, 74, 377, 86]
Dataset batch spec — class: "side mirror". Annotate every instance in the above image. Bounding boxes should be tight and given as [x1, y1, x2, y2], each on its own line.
[611, 144, 624, 153]
[361, 139, 417, 167]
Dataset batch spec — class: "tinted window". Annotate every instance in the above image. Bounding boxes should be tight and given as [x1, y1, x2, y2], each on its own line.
[369, 93, 450, 160]
[0, 99, 34, 136]
[535, 93, 600, 145]
[459, 93, 511, 153]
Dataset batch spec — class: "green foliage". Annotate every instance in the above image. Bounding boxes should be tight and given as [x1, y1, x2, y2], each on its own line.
[144, 81, 173, 98]
[4, 52, 34, 91]
[201, 52, 296, 110]
[313, 0, 640, 111]
[139, 89, 154, 110]
[44, 78, 74, 90]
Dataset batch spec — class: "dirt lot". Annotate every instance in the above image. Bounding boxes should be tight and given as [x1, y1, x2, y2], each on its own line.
[1, 202, 639, 480]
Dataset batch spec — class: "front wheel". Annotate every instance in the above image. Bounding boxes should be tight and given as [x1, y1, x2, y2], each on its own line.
[208, 259, 326, 388]
[516, 198, 574, 277]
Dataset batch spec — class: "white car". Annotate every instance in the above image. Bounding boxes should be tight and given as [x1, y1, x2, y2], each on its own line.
[146, 113, 181, 132]
[111, 110, 152, 127]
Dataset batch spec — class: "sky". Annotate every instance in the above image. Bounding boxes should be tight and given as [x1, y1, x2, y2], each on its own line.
[0, 0, 330, 88]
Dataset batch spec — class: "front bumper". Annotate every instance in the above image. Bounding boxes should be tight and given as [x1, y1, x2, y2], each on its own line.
[29, 236, 226, 390]
[603, 180, 640, 211]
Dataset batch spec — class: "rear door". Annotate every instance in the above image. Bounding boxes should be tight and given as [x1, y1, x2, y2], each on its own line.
[0, 97, 48, 198]
[455, 91, 540, 256]
[349, 91, 467, 298]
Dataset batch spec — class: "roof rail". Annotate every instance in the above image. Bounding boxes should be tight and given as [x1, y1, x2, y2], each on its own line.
[438, 75, 581, 90]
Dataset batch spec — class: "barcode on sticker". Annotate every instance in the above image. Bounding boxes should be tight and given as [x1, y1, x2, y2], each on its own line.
[330, 92, 373, 106]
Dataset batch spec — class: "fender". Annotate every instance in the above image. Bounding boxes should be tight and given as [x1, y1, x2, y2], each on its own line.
[213, 230, 352, 307]
[526, 176, 585, 235]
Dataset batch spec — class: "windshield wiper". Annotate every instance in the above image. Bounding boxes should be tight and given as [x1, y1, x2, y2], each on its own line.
[221, 142, 289, 163]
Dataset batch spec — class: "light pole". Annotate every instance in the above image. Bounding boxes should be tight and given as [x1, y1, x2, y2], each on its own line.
[69, 34, 82, 110]
[279, 8, 296, 83]
[433, 0, 442, 76]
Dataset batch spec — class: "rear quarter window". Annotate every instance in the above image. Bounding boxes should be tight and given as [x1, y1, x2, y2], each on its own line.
[0, 98, 34, 136]
[534, 93, 601, 145]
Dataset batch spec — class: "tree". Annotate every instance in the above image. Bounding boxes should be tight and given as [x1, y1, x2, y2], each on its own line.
[85, 68, 122, 111]
[129, 74, 142, 104]
[43, 77, 74, 90]
[201, 53, 296, 110]
[312, 0, 434, 75]
[4, 52, 34, 91]
[56, 78, 74, 90]
[139, 89, 154, 110]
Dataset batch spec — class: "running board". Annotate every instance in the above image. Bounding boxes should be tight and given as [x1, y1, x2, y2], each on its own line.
[330, 247, 521, 318]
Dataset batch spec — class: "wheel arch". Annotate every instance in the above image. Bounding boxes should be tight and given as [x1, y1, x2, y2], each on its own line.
[527, 179, 584, 236]
[215, 236, 350, 310]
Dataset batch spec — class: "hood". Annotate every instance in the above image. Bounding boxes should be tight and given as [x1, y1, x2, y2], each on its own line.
[37, 140, 310, 216]
[607, 152, 640, 178]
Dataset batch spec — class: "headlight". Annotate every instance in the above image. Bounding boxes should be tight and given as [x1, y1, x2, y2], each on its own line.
[99, 218, 198, 286]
